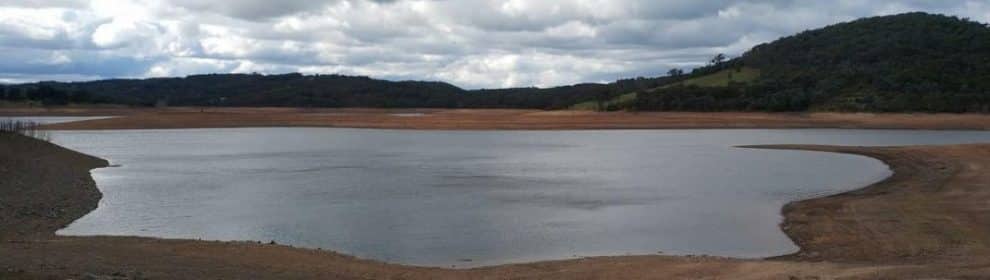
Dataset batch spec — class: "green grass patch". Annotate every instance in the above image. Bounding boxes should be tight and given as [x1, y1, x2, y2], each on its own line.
[570, 92, 637, 110]
[569, 67, 761, 110]
[665, 67, 760, 88]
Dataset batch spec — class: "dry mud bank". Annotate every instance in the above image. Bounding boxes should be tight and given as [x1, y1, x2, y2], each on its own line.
[3, 107, 986, 130]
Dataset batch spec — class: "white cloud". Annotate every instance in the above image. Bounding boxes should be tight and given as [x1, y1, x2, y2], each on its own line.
[41, 51, 73, 65]
[144, 57, 235, 77]
[435, 52, 626, 88]
[0, 0, 986, 88]
[91, 19, 159, 48]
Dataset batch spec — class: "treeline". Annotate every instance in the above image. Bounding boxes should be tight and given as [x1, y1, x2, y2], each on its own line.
[636, 84, 990, 112]
[0, 84, 105, 106]
[636, 12, 990, 113]
[8, 73, 672, 110]
[635, 85, 808, 112]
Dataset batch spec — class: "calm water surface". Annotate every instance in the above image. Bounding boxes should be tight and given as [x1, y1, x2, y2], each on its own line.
[46, 128, 990, 266]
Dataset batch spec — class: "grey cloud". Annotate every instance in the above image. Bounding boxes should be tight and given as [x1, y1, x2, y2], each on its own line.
[0, 47, 156, 78]
[167, 0, 405, 20]
[0, 0, 86, 8]
[167, 0, 338, 20]
[0, 0, 987, 88]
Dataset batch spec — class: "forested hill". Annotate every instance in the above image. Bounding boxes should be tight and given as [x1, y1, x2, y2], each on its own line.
[0, 73, 670, 109]
[637, 12, 990, 112]
[3, 12, 989, 112]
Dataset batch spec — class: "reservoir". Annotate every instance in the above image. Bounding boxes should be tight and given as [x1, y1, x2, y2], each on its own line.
[46, 128, 990, 266]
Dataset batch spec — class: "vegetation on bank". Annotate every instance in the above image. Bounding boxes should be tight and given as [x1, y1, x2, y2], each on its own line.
[0, 120, 49, 141]
[0, 85, 106, 106]
[3, 12, 988, 113]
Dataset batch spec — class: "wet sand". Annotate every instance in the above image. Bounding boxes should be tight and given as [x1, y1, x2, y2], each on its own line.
[1, 107, 988, 130]
[2, 133, 990, 279]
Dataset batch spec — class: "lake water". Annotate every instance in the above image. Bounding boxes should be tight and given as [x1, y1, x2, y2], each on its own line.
[45, 128, 990, 267]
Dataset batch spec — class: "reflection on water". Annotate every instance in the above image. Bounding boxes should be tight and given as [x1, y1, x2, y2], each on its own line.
[49, 128, 990, 267]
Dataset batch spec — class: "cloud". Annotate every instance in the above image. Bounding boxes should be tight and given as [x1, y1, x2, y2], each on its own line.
[0, 47, 156, 79]
[0, 0, 987, 88]
[167, 0, 338, 20]
[91, 19, 163, 48]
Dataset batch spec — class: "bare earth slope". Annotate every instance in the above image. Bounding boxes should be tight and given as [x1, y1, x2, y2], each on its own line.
[748, 144, 990, 277]
[2, 107, 987, 130]
[0, 133, 108, 239]
[3, 133, 990, 279]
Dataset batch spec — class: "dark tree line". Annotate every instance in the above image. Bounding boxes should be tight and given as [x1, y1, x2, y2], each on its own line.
[634, 85, 814, 112]
[1, 84, 100, 106]
[7, 73, 674, 110]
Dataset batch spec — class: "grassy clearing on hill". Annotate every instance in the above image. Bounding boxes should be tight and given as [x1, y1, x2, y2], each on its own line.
[666, 67, 761, 88]
[569, 92, 638, 110]
[570, 67, 761, 110]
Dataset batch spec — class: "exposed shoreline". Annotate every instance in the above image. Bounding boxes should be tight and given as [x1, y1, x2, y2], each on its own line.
[745, 145, 990, 265]
[2, 107, 990, 131]
[2, 133, 990, 278]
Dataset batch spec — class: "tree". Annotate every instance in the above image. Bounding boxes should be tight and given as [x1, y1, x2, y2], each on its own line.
[595, 89, 612, 111]
[32, 86, 69, 106]
[709, 53, 727, 66]
[26, 87, 40, 100]
[667, 68, 684, 77]
[6, 87, 24, 101]
[70, 89, 92, 103]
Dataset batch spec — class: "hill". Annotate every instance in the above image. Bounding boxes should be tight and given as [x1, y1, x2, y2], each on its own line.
[0, 73, 673, 110]
[636, 12, 990, 112]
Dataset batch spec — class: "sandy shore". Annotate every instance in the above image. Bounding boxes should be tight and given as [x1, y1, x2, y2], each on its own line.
[1, 107, 989, 130]
[748, 144, 990, 266]
[3, 133, 990, 279]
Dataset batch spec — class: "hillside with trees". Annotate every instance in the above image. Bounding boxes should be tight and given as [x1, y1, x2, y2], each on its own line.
[636, 12, 990, 112]
[0, 84, 104, 106]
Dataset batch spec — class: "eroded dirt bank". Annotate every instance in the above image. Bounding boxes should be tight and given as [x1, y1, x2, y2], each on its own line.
[749, 145, 990, 265]
[2, 107, 988, 130]
[0, 133, 108, 240]
[2, 133, 990, 279]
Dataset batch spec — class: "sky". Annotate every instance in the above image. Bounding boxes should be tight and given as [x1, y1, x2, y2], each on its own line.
[0, 1, 988, 89]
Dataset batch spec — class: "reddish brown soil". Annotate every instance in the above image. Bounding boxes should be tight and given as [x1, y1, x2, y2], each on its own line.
[1, 107, 986, 130]
[750, 145, 990, 265]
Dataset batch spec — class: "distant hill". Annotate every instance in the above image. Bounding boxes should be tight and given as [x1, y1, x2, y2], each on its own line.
[2, 12, 988, 112]
[0, 73, 671, 110]
[636, 12, 990, 112]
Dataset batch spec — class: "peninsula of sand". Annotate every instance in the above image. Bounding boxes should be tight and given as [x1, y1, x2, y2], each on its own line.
[2, 111, 990, 279]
